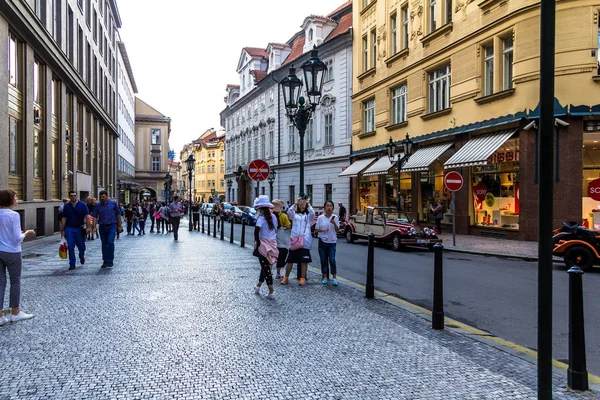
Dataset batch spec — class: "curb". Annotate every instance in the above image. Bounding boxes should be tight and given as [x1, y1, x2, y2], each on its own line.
[442, 246, 539, 262]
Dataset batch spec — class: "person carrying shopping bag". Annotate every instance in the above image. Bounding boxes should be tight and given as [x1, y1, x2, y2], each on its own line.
[281, 196, 315, 286]
[252, 196, 278, 299]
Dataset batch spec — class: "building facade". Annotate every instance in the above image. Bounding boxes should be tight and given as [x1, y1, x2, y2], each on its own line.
[134, 97, 171, 201]
[221, 1, 353, 209]
[116, 38, 137, 205]
[0, 0, 121, 236]
[189, 129, 225, 203]
[350, 0, 600, 240]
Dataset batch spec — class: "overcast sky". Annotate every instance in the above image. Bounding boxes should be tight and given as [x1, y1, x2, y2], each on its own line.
[116, 0, 349, 160]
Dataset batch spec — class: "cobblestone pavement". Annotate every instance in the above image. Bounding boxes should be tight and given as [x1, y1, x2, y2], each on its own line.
[438, 233, 539, 259]
[1, 227, 597, 399]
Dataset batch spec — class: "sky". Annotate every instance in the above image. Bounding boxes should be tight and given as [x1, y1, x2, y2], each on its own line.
[116, 0, 350, 160]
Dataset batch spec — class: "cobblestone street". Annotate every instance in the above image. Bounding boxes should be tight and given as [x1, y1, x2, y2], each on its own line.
[1, 224, 597, 399]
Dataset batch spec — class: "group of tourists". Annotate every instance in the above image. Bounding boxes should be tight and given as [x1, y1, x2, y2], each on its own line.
[252, 195, 340, 299]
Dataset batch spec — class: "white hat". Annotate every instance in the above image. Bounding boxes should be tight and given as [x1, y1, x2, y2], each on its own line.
[253, 195, 274, 209]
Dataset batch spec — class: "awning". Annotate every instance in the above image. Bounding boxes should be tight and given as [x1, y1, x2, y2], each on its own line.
[444, 129, 517, 169]
[402, 142, 454, 172]
[362, 154, 403, 176]
[338, 157, 376, 177]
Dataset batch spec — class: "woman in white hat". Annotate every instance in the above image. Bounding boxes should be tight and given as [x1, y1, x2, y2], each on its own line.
[252, 195, 279, 299]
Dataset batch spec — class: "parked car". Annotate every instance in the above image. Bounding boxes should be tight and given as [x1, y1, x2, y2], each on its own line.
[344, 206, 441, 251]
[241, 206, 258, 226]
[552, 221, 600, 271]
[202, 203, 214, 216]
[230, 206, 244, 223]
[310, 206, 347, 238]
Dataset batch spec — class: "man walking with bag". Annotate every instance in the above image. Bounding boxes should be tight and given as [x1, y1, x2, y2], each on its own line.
[91, 191, 123, 269]
[60, 191, 90, 270]
[168, 196, 183, 240]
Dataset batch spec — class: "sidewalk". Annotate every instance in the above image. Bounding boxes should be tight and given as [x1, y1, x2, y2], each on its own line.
[439, 232, 540, 260]
[2, 226, 596, 399]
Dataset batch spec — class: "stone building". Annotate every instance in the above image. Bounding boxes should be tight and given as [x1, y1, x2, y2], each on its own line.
[0, 0, 122, 235]
[350, 0, 600, 240]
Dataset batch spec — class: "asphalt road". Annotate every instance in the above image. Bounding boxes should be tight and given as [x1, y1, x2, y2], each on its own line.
[200, 215, 600, 376]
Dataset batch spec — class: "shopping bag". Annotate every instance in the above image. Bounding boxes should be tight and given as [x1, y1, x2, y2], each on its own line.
[58, 238, 68, 259]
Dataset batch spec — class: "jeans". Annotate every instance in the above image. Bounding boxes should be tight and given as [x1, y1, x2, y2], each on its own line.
[99, 224, 117, 265]
[132, 220, 140, 234]
[150, 217, 155, 232]
[318, 239, 337, 276]
[139, 221, 145, 235]
[65, 226, 86, 267]
[0, 251, 22, 309]
[170, 216, 181, 239]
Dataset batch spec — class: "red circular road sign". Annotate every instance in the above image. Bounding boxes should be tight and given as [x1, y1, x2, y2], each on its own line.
[444, 171, 464, 192]
[248, 159, 271, 182]
[588, 178, 600, 201]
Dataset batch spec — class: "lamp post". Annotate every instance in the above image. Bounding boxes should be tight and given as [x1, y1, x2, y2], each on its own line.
[226, 179, 232, 202]
[186, 153, 195, 231]
[280, 46, 326, 198]
[387, 133, 414, 212]
[267, 169, 277, 199]
[164, 172, 172, 203]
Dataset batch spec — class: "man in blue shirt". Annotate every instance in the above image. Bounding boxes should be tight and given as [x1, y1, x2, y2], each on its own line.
[91, 190, 123, 268]
[61, 191, 90, 270]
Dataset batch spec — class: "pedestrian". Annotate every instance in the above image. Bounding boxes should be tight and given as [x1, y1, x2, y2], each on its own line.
[86, 197, 95, 240]
[0, 189, 36, 326]
[124, 204, 134, 235]
[154, 204, 164, 233]
[252, 195, 278, 299]
[271, 199, 291, 280]
[430, 200, 444, 233]
[149, 202, 156, 233]
[132, 206, 141, 236]
[57, 198, 68, 223]
[90, 190, 123, 268]
[338, 202, 347, 222]
[281, 196, 315, 286]
[60, 191, 90, 270]
[168, 196, 183, 240]
[191, 202, 200, 231]
[315, 200, 340, 286]
[138, 211, 146, 235]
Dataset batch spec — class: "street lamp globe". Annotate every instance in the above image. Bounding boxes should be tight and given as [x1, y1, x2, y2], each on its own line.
[267, 169, 277, 185]
[386, 137, 396, 164]
[186, 153, 195, 171]
[280, 66, 303, 118]
[301, 46, 326, 107]
[402, 133, 414, 158]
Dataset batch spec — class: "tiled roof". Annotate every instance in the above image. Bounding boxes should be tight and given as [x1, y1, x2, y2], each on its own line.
[325, 12, 352, 42]
[302, 14, 336, 25]
[226, 84, 240, 89]
[281, 36, 306, 67]
[267, 42, 290, 49]
[243, 47, 268, 59]
[327, 0, 352, 17]
[252, 70, 267, 83]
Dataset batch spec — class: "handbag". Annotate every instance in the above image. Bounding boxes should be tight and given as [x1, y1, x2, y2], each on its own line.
[58, 238, 68, 259]
[289, 214, 307, 250]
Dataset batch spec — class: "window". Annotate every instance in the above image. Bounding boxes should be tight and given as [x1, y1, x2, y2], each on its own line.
[324, 59, 334, 82]
[269, 131, 274, 156]
[306, 185, 313, 200]
[429, 0, 437, 32]
[363, 0, 372, 8]
[8, 33, 21, 89]
[151, 129, 160, 144]
[445, 0, 452, 23]
[36, 0, 46, 22]
[428, 64, 450, 113]
[364, 100, 375, 133]
[152, 156, 160, 172]
[34, 61, 43, 104]
[86, 0, 91, 27]
[269, 90, 274, 104]
[242, 75, 245, 90]
[34, 130, 43, 179]
[9, 117, 22, 174]
[288, 123, 296, 152]
[253, 138, 258, 159]
[306, 119, 314, 149]
[289, 186, 295, 204]
[390, 13, 397, 56]
[241, 142, 245, 163]
[67, 6, 74, 62]
[371, 30, 377, 69]
[402, 6, 409, 49]
[324, 114, 333, 146]
[362, 35, 368, 72]
[325, 184, 332, 202]
[77, 0, 83, 11]
[391, 84, 407, 124]
[247, 140, 251, 161]
[78, 27, 84, 75]
[260, 135, 265, 158]
[503, 36, 513, 90]
[308, 28, 313, 42]
[484, 45, 494, 96]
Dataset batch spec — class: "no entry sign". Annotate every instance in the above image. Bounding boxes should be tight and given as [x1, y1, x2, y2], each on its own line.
[248, 159, 270, 182]
[444, 171, 464, 192]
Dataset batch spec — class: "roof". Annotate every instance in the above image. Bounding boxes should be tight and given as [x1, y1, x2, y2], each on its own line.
[226, 84, 240, 89]
[325, 12, 352, 42]
[252, 70, 267, 83]
[327, 0, 352, 17]
[281, 36, 306, 67]
[117, 42, 138, 93]
[243, 47, 268, 59]
[302, 15, 336, 26]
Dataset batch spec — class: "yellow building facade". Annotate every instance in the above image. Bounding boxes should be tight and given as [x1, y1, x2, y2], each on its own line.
[350, 0, 600, 240]
[189, 129, 226, 203]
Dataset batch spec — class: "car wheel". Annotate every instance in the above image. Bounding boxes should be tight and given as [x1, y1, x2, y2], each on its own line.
[564, 245, 595, 271]
[345, 228, 355, 243]
[392, 234, 403, 252]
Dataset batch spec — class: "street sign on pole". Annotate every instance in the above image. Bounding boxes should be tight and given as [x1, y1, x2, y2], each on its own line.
[444, 171, 464, 246]
[248, 160, 270, 201]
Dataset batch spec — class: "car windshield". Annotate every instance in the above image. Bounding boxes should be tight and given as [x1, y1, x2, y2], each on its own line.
[224, 204, 232, 210]
[383, 211, 410, 223]
[247, 207, 256, 214]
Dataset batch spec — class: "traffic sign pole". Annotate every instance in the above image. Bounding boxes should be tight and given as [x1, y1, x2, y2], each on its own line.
[444, 171, 464, 247]
[452, 194, 456, 247]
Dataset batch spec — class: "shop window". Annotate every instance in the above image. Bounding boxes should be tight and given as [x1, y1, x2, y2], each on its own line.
[385, 171, 412, 211]
[428, 64, 450, 113]
[582, 131, 600, 228]
[359, 177, 381, 212]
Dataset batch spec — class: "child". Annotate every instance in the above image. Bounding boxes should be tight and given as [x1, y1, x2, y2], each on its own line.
[272, 199, 291, 279]
[252, 195, 279, 299]
[138, 212, 146, 235]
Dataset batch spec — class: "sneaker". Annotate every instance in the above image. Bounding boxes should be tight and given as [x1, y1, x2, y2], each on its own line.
[280, 277, 289, 285]
[299, 278, 306, 286]
[80, 257, 85, 265]
[321, 278, 328, 285]
[265, 292, 276, 300]
[106, 263, 114, 269]
[68, 265, 76, 270]
[0, 316, 8, 326]
[254, 286, 261, 294]
[275, 274, 282, 279]
[9, 311, 34, 322]
[101, 264, 108, 269]
[332, 279, 339, 286]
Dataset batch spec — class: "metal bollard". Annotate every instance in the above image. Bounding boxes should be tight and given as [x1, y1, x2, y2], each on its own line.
[230, 218, 234, 244]
[213, 216, 217, 238]
[567, 266, 588, 391]
[366, 233, 375, 298]
[207, 214, 210, 235]
[220, 218, 224, 240]
[432, 243, 445, 330]
[240, 219, 246, 247]
[201, 214, 205, 234]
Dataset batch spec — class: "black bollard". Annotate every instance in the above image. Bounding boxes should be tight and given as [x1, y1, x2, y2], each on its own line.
[207, 214, 210, 235]
[220, 218, 224, 240]
[213, 216, 217, 238]
[201, 214, 205, 234]
[241, 219, 246, 247]
[230, 218, 234, 244]
[567, 266, 588, 391]
[432, 243, 445, 330]
[366, 233, 375, 298]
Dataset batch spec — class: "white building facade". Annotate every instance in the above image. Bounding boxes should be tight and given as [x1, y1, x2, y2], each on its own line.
[221, 2, 353, 209]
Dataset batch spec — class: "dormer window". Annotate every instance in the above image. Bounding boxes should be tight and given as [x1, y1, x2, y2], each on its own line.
[308, 28, 314, 42]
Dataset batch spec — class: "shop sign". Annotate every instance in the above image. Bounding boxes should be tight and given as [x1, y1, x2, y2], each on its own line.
[487, 149, 519, 164]
[473, 182, 488, 201]
[588, 178, 600, 201]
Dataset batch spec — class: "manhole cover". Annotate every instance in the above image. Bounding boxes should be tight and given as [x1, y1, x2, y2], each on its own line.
[22, 253, 43, 259]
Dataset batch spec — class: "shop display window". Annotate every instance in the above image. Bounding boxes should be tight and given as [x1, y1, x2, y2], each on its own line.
[384, 171, 411, 211]
[420, 161, 447, 223]
[359, 176, 379, 213]
[582, 131, 600, 229]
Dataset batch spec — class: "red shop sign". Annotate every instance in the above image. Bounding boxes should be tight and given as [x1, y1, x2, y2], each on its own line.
[487, 149, 520, 164]
[588, 178, 600, 201]
[473, 182, 488, 201]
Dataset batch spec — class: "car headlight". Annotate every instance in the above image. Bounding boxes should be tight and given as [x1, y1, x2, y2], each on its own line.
[409, 227, 417, 235]
[423, 227, 432, 236]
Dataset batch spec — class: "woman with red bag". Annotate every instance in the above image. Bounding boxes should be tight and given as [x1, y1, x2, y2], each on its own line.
[281, 196, 315, 286]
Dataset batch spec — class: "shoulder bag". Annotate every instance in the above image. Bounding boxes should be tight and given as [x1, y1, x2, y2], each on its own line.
[289, 214, 307, 250]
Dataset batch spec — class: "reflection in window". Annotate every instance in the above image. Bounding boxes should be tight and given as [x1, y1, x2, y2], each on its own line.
[151, 129, 160, 144]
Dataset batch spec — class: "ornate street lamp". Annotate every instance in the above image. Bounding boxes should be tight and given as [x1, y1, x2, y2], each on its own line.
[226, 179, 232, 202]
[267, 169, 277, 200]
[280, 46, 326, 197]
[186, 152, 195, 231]
[164, 172, 173, 203]
[387, 133, 414, 211]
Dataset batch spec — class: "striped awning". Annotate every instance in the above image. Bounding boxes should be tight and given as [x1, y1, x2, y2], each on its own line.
[444, 129, 517, 169]
[362, 154, 403, 176]
[402, 142, 454, 172]
[338, 157, 376, 177]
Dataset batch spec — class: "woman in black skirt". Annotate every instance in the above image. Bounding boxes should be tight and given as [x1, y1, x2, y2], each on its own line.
[280, 196, 315, 286]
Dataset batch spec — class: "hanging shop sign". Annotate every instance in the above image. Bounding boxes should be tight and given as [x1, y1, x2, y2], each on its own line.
[473, 182, 488, 201]
[588, 178, 600, 201]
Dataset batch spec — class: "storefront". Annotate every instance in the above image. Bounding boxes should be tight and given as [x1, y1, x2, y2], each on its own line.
[582, 125, 600, 228]
[338, 157, 376, 214]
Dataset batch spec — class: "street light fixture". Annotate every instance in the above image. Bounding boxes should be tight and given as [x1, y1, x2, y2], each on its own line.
[387, 133, 414, 211]
[164, 172, 173, 203]
[186, 152, 195, 231]
[280, 46, 326, 197]
[267, 169, 277, 199]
